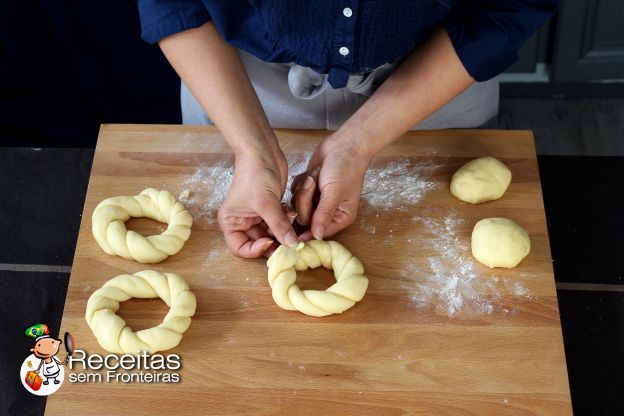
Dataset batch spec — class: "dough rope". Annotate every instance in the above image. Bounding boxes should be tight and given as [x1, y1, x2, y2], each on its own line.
[85, 270, 196, 354]
[92, 188, 193, 263]
[267, 241, 369, 317]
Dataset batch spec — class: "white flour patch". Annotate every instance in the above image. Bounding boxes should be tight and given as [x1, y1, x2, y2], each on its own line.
[178, 189, 190, 204]
[179, 154, 313, 222]
[284, 156, 436, 211]
[179, 160, 234, 223]
[201, 246, 224, 272]
[513, 281, 528, 296]
[359, 218, 376, 234]
[406, 211, 528, 317]
[362, 159, 436, 210]
[179, 156, 433, 223]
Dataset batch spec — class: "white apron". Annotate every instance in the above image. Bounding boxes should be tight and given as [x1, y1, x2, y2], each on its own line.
[182, 49, 499, 130]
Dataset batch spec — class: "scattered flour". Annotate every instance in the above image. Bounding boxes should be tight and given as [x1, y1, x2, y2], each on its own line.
[362, 159, 436, 210]
[179, 156, 435, 222]
[178, 189, 190, 204]
[179, 160, 234, 222]
[406, 210, 528, 317]
[512, 281, 529, 296]
[359, 219, 376, 235]
[179, 154, 312, 222]
[179, 154, 528, 317]
[284, 156, 436, 210]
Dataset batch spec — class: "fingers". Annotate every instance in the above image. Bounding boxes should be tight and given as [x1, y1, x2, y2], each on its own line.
[218, 209, 273, 258]
[293, 175, 316, 226]
[297, 230, 314, 242]
[262, 208, 297, 237]
[244, 224, 270, 241]
[322, 207, 356, 238]
[290, 165, 320, 194]
[262, 242, 279, 258]
[291, 166, 320, 227]
[223, 229, 273, 258]
[256, 197, 299, 247]
[219, 201, 299, 258]
[309, 185, 342, 240]
[286, 209, 298, 225]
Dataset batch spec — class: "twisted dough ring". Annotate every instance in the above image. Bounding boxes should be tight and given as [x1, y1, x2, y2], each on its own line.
[267, 241, 369, 317]
[85, 270, 196, 354]
[92, 188, 193, 263]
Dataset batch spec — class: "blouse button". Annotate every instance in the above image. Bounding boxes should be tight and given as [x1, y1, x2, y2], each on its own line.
[343, 7, 353, 17]
[339, 47, 350, 56]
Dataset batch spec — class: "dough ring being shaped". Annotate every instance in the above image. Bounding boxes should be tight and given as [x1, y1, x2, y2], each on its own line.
[267, 240, 369, 317]
[450, 157, 512, 204]
[92, 188, 193, 263]
[85, 270, 197, 354]
[471, 218, 531, 268]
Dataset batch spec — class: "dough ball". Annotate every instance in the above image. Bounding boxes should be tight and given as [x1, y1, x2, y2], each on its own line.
[471, 218, 530, 268]
[450, 157, 512, 204]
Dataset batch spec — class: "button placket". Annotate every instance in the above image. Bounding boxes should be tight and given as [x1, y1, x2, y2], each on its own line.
[329, 1, 358, 88]
[338, 5, 354, 57]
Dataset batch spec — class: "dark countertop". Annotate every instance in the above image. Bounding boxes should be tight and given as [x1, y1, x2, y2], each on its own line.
[0, 148, 622, 416]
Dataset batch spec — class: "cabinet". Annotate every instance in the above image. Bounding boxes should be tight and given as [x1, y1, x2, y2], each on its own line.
[552, 0, 624, 81]
[505, 0, 624, 82]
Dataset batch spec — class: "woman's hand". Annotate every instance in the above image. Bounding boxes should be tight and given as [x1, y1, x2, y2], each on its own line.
[161, 23, 300, 257]
[292, 134, 372, 241]
[218, 150, 298, 258]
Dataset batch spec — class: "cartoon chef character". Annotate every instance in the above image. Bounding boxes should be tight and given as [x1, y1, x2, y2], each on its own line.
[25, 324, 63, 385]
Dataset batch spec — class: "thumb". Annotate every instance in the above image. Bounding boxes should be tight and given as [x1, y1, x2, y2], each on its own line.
[256, 197, 299, 247]
[310, 185, 341, 240]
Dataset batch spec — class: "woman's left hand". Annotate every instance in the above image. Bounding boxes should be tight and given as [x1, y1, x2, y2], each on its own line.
[291, 134, 372, 241]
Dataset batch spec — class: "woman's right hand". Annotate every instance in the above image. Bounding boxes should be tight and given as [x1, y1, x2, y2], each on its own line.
[160, 22, 300, 258]
[217, 150, 299, 258]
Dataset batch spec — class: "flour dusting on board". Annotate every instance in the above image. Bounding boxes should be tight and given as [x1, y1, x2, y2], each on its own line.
[180, 155, 436, 221]
[406, 211, 527, 317]
[179, 160, 234, 222]
[179, 154, 312, 222]
[362, 160, 436, 209]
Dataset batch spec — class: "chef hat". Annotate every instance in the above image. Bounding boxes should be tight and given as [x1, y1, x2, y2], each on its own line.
[25, 324, 50, 341]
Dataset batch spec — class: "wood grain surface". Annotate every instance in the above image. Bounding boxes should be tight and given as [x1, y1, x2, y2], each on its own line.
[47, 124, 572, 415]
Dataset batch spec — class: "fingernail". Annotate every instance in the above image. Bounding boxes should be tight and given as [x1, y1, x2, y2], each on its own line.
[311, 167, 321, 178]
[312, 225, 324, 240]
[263, 240, 274, 249]
[303, 176, 314, 190]
[284, 232, 299, 247]
[288, 212, 298, 223]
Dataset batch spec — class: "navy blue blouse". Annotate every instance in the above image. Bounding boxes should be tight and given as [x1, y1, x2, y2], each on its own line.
[137, 0, 558, 88]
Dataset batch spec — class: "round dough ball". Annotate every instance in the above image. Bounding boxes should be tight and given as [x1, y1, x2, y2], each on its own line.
[451, 157, 512, 204]
[471, 218, 530, 268]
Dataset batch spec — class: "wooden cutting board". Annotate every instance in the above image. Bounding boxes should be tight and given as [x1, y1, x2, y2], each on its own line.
[48, 124, 572, 415]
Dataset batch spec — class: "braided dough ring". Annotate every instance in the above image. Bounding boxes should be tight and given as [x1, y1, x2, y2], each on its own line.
[92, 188, 193, 263]
[267, 241, 369, 317]
[85, 270, 196, 354]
